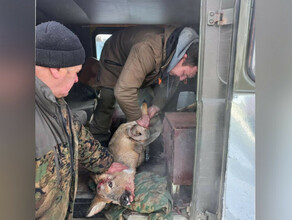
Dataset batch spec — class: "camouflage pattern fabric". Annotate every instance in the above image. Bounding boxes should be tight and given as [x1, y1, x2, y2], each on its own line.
[102, 172, 173, 220]
[35, 97, 113, 220]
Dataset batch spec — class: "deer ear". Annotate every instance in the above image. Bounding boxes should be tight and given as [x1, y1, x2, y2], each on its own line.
[127, 124, 149, 141]
[90, 173, 109, 184]
[86, 196, 107, 217]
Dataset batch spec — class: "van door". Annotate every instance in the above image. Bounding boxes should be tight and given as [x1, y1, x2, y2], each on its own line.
[190, 0, 255, 219]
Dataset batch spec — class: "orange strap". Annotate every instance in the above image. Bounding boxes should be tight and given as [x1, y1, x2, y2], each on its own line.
[158, 77, 162, 85]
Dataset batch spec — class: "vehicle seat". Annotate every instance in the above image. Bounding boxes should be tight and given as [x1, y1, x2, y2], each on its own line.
[65, 57, 100, 124]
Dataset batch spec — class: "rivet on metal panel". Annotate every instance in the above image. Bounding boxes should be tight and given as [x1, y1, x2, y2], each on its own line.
[208, 8, 234, 26]
[207, 11, 218, 26]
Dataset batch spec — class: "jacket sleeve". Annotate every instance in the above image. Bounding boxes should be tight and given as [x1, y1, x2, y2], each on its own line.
[114, 42, 156, 122]
[74, 120, 113, 173]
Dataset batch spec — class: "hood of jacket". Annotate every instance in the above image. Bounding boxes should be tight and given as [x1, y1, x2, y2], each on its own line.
[166, 27, 199, 72]
[160, 25, 184, 73]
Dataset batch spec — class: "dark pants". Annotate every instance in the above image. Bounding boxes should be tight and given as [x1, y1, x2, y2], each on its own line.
[89, 87, 115, 141]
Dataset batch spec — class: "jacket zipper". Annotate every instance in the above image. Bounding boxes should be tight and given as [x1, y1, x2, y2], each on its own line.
[66, 105, 76, 177]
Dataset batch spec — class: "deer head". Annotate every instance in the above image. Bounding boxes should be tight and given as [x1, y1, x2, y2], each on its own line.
[86, 163, 135, 217]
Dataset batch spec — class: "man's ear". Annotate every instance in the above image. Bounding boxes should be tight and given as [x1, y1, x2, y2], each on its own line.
[182, 53, 188, 60]
[86, 196, 108, 217]
[180, 54, 188, 65]
[49, 68, 62, 79]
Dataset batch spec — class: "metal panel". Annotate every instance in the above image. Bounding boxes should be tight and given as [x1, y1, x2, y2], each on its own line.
[222, 94, 255, 220]
[163, 112, 196, 185]
[192, 99, 227, 215]
[37, 0, 201, 25]
[190, 0, 240, 218]
[221, 0, 255, 218]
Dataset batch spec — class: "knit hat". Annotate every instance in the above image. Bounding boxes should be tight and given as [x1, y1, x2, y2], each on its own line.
[167, 27, 199, 72]
[36, 21, 85, 68]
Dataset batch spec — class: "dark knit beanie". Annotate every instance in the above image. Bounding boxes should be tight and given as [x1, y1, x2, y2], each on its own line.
[36, 21, 85, 68]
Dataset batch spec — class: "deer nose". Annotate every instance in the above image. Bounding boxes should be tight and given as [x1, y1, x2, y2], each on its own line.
[120, 190, 131, 206]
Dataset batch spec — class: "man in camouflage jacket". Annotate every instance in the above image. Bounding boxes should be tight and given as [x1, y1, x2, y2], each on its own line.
[35, 21, 113, 219]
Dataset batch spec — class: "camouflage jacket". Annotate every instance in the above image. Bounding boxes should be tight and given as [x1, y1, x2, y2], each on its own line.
[35, 77, 113, 220]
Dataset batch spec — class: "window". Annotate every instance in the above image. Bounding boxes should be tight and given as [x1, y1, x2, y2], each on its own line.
[95, 34, 111, 60]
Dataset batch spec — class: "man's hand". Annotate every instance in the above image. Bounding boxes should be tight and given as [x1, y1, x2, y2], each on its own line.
[136, 105, 160, 128]
[106, 162, 129, 174]
[136, 114, 150, 128]
[147, 105, 160, 119]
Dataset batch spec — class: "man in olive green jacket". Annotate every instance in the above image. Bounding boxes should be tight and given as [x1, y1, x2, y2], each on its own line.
[35, 21, 115, 219]
[89, 25, 199, 142]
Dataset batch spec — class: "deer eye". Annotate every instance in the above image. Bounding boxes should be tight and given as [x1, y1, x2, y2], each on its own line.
[108, 181, 113, 188]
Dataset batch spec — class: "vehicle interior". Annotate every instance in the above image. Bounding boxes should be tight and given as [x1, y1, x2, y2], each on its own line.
[36, 0, 201, 219]
[36, 0, 255, 219]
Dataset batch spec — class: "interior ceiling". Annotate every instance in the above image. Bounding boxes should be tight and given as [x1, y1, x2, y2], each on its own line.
[36, 0, 200, 25]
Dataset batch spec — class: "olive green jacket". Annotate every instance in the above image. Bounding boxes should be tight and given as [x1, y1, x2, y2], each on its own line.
[35, 77, 113, 219]
[97, 25, 182, 121]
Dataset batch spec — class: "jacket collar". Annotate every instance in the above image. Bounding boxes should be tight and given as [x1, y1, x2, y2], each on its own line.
[35, 76, 65, 115]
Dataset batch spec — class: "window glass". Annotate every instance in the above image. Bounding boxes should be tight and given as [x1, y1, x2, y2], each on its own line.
[95, 34, 111, 60]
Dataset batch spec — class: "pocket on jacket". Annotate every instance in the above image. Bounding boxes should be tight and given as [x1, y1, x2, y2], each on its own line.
[35, 149, 58, 190]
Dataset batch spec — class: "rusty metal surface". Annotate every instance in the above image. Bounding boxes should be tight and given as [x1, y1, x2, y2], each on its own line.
[163, 112, 196, 185]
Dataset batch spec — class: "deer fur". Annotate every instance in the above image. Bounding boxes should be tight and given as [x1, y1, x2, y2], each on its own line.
[87, 103, 158, 217]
